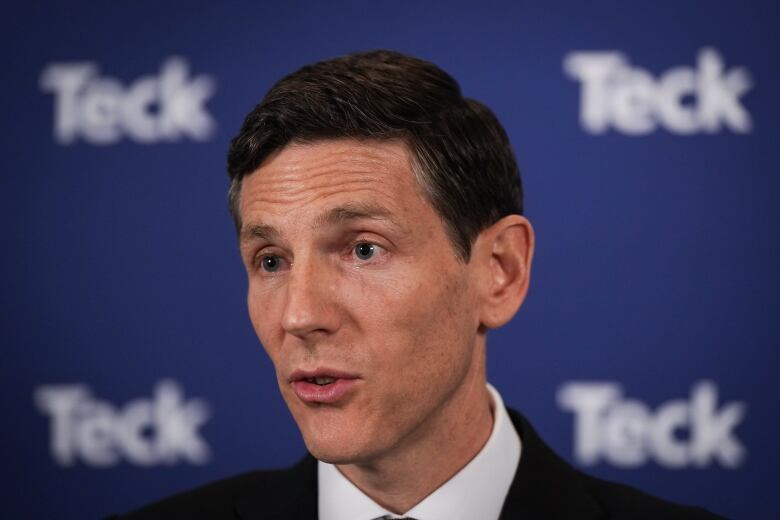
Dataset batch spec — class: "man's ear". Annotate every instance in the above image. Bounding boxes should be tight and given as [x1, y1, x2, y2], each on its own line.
[471, 215, 535, 329]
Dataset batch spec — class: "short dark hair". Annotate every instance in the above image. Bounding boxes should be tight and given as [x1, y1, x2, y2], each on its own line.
[227, 50, 523, 260]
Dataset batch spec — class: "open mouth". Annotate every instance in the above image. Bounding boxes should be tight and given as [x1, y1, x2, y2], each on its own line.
[305, 376, 336, 386]
[290, 369, 359, 404]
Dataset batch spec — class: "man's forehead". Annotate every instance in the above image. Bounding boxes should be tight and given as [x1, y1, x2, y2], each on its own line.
[237, 139, 426, 232]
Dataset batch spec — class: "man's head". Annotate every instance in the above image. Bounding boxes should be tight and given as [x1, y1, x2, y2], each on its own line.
[228, 50, 534, 467]
[228, 50, 523, 261]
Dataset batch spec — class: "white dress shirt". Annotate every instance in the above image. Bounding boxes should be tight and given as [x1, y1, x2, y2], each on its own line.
[318, 383, 521, 520]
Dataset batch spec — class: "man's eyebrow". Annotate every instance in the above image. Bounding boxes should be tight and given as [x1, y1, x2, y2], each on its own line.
[240, 224, 280, 245]
[315, 202, 402, 229]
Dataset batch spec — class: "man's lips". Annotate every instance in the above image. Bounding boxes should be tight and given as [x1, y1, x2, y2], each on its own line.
[289, 369, 359, 404]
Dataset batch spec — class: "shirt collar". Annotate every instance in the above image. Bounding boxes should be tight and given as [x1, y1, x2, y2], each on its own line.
[318, 383, 521, 520]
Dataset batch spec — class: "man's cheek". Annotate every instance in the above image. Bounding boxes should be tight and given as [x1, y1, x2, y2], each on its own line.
[396, 282, 450, 332]
[367, 270, 435, 320]
[248, 295, 282, 347]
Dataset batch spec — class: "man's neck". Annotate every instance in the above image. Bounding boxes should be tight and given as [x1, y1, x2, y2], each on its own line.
[335, 360, 493, 514]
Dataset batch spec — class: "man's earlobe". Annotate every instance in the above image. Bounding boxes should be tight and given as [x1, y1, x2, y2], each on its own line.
[475, 215, 535, 329]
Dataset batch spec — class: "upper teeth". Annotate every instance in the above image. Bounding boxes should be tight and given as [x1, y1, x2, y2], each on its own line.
[308, 376, 335, 385]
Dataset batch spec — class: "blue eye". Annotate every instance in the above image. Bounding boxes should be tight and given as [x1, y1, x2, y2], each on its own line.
[261, 256, 281, 272]
[355, 243, 375, 260]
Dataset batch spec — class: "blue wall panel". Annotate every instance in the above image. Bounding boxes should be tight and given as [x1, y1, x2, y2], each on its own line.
[2, 1, 777, 518]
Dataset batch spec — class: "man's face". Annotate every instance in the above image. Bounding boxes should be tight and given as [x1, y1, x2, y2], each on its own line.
[238, 139, 485, 465]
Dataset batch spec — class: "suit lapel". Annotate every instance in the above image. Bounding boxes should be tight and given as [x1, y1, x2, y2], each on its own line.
[499, 409, 605, 520]
[233, 454, 318, 520]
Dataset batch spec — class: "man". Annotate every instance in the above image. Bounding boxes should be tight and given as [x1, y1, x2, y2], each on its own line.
[115, 50, 723, 519]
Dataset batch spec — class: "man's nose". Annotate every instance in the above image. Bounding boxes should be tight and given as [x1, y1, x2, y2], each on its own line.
[280, 256, 340, 339]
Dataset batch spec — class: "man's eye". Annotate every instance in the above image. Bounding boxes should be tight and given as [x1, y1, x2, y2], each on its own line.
[261, 255, 281, 272]
[354, 243, 375, 260]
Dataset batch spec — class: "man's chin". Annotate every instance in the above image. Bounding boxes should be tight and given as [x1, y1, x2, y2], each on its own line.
[285, 396, 389, 464]
[298, 427, 383, 465]
[301, 434, 364, 464]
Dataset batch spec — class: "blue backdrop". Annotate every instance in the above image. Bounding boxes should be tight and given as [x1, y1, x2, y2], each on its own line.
[3, 1, 777, 518]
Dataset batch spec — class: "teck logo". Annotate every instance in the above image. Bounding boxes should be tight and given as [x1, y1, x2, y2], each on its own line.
[40, 57, 217, 145]
[557, 381, 746, 469]
[34, 380, 211, 467]
[564, 48, 753, 135]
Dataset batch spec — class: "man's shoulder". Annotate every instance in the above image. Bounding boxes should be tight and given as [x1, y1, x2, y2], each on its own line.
[504, 407, 726, 520]
[111, 469, 274, 519]
[577, 471, 725, 519]
[109, 455, 317, 520]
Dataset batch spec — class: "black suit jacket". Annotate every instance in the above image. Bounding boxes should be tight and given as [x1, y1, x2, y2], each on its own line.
[113, 408, 725, 519]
